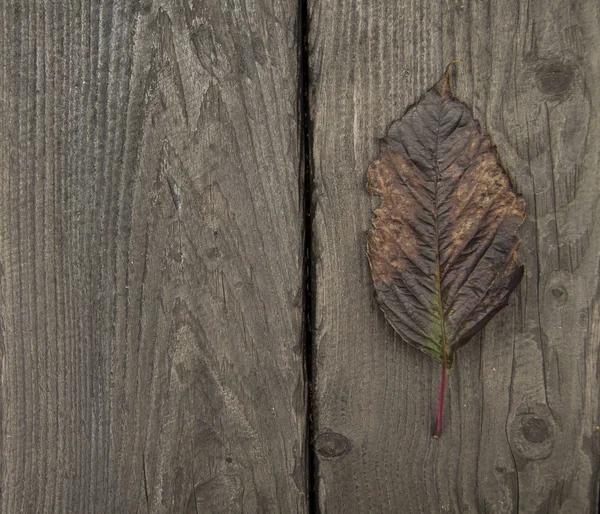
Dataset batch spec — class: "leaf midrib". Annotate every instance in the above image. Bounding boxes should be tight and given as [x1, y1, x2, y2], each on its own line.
[432, 91, 450, 369]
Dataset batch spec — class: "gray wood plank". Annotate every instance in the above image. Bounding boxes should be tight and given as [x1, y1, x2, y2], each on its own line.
[0, 1, 306, 512]
[309, 0, 600, 512]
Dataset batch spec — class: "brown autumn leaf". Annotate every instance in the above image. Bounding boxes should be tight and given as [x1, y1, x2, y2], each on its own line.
[366, 68, 525, 438]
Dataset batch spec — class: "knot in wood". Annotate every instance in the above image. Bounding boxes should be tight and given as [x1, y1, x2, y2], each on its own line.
[521, 417, 549, 443]
[534, 61, 576, 98]
[509, 404, 555, 462]
[550, 285, 568, 306]
[315, 432, 350, 459]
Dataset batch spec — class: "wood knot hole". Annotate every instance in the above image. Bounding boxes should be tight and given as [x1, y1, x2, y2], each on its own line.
[509, 407, 555, 461]
[522, 417, 549, 443]
[315, 432, 350, 459]
[535, 62, 575, 98]
[550, 285, 568, 306]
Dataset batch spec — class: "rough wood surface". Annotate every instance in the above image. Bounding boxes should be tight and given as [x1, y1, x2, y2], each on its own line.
[309, 0, 600, 512]
[0, 1, 305, 513]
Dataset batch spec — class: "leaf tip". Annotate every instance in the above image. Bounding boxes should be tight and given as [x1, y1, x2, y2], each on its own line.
[439, 60, 462, 96]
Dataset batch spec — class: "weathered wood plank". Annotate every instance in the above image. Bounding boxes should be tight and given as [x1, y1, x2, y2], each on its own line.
[0, 1, 306, 512]
[309, 0, 600, 512]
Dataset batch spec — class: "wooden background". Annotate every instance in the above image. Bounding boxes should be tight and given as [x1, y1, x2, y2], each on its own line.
[0, 1, 306, 512]
[310, 0, 600, 512]
[0, 0, 598, 513]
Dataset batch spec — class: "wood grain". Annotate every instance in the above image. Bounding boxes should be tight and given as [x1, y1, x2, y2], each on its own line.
[309, 0, 600, 512]
[0, 1, 306, 512]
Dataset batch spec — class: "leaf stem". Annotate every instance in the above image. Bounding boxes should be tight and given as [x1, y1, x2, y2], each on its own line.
[433, 365, 447, 439]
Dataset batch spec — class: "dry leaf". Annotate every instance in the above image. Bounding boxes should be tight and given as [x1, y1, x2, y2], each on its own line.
[366, 67, 525, 438]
